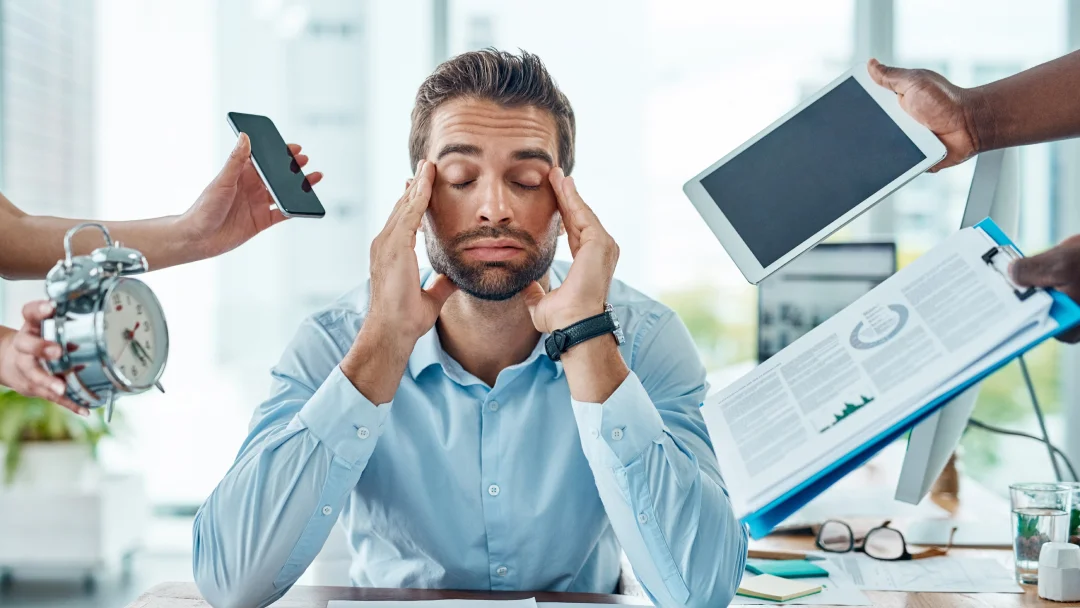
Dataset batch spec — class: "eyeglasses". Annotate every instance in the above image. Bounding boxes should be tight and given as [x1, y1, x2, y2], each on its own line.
[815, 520, 956, 561]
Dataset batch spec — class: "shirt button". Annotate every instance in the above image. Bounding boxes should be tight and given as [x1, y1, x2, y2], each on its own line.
[322, 505, 333, 516]
[590, 428, 600, 439]
[356, 426, 370, 439]
[496, 566, 508, 577]
[489, 401, 500, 412]
[611, 428, 624, 441]
[638, 512, 648, 524]
[488, 484, 501, 497]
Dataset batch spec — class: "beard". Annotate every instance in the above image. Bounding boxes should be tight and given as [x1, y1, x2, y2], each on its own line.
[426, 222, 558, 301]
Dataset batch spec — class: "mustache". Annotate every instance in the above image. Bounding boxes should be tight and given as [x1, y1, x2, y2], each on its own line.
[449, 226, 538, 250]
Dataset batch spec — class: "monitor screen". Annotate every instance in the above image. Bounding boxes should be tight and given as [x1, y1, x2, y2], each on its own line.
[700, 78, 925, 268]
[757, 242, 897, 362]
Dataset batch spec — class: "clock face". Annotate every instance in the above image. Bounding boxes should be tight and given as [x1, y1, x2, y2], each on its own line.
[101, 279, 167, 388]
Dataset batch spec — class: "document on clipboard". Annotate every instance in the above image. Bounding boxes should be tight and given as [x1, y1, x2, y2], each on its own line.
[701, 218, 1080, 538]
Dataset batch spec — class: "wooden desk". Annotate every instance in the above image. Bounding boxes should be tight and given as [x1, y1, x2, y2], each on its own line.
[124, 581, 644, 607]
[749, 463, 1053, 607]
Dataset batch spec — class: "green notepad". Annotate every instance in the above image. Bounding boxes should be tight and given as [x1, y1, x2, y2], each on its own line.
[745, 559, 829, 579]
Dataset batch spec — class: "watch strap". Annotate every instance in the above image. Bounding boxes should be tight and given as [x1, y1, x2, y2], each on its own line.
[545, 309, 617, 361]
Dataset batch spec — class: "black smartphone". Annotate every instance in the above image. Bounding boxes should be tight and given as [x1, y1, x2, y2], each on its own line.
[226, 112, 325, 218]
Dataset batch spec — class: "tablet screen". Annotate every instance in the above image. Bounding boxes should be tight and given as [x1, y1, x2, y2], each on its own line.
[699, 77, 926, 267]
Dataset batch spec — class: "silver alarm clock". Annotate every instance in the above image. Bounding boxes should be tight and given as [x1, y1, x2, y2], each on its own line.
[39, 223, 168, 421]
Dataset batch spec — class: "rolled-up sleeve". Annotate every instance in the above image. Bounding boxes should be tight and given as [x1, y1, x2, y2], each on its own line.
[193, 313, 389, 608]
[571, 310, 748, 608]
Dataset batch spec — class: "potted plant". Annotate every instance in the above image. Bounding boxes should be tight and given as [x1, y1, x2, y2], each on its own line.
[0, 387, 144, 589]
[0, 387, 113, 487]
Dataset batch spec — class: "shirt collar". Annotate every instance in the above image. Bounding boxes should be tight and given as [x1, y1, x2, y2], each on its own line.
[406, 268, 566, 380]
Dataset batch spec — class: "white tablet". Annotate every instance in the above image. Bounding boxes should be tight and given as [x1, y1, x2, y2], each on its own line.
[682, 64, 947, 284]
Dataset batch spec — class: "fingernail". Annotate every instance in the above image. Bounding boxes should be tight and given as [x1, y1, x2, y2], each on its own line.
[52, 380, 66, 395]
[79, 408, 91, 417]
[39, 302, 55, 315]
[415, 159, 425, 174]
[46, 345, 62, 359]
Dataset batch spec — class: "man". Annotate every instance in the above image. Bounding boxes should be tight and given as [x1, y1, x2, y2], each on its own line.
[867, 52, 1080, 340]
[193, 50, 747, 608]
[0, 136, 322, 413]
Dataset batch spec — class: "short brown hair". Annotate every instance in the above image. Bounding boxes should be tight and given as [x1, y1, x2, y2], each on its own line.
[409, 49, 576, 174]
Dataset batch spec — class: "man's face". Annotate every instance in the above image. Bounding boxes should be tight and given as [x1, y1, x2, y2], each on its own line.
[420, 98, 562, 301]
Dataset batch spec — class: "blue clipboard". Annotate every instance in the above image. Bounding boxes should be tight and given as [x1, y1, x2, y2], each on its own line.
[740, 217, 1080, 539]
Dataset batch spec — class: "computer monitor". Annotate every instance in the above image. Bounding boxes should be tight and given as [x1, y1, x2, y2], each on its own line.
[757, 242, 896, 363]
[895, 148, 1018, 505]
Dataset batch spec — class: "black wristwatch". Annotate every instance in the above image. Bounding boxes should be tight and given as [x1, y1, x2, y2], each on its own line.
[545, 303, 625, 361]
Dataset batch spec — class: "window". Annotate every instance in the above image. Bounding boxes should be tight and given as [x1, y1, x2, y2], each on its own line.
[893, 0, 1070, 495]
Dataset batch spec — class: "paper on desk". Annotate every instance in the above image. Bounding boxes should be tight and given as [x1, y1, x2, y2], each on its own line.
[731, 558, 871, 606]
[823, 554, 1023, 593]
[328, 600, 537, 608]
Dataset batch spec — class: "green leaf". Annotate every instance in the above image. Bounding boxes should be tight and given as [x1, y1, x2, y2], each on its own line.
[0, 386, 122, 486]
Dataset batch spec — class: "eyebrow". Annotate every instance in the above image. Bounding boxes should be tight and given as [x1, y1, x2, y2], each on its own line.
[435, 144, 555, 167]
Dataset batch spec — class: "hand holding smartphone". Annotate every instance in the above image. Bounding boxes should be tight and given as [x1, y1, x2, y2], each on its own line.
[227, 112, 326, 218]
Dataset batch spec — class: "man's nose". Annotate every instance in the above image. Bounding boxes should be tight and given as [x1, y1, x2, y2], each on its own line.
[476, 180, 514, 225]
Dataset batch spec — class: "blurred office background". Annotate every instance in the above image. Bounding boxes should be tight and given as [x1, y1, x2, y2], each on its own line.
[1, 0, 1079, 606]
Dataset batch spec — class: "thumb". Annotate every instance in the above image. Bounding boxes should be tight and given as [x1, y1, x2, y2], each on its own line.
[216, 133, 251, 185]
[521, 281, 546, 316]
[1010, 249, 1068, 288]
[423, 274, 458, 309]
[868, 58, 908, 93]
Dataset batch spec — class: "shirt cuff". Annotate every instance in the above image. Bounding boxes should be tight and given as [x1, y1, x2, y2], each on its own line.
[571, 371, 666, 467]
[295, 365, 393, 465]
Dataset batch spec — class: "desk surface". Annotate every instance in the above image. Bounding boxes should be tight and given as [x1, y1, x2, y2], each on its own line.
[124, 582, 643, 607]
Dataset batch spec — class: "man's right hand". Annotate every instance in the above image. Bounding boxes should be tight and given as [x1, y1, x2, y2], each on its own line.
[339, 160, 457, 403]
[867, 58, 982, 172]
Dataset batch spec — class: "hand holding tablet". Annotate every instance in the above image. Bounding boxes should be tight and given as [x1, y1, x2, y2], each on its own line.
[682, 63, 946, 284]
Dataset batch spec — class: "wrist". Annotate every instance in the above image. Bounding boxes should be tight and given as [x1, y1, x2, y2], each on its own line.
[169, 214, 212, 264]
[962, 85, 996, 155]
[340, 318, 417, 404]
[549, 304, 606, 331]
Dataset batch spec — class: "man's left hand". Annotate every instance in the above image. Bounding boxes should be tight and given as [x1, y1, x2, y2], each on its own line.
[1011, 234, 1080, 343]
[178, 134, 324, 260]
[523, 168, 619, 333]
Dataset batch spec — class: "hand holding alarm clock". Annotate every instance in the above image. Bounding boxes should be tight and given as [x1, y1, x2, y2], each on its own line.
[37, 223, 169, 421]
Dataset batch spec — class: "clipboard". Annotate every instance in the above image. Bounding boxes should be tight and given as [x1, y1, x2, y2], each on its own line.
[739, 217, 1080, 538]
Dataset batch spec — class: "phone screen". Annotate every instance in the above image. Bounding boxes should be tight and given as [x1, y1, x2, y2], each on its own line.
[227, 112, 325, 218]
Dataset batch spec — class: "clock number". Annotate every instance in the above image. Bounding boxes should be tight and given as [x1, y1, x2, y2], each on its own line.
[103, 319, 109, 330]
[144, 340, 151, 350]
[125, 294, 132, 306]
[136, 304, 143, 315]
[112, 294, 121, 308]
[119, 364, 126, 375]
[131, 364, 139, 377]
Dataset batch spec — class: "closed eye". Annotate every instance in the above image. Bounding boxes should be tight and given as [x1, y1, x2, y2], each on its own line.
[450, 180, 475, 190]
[515, 183, 541, 191]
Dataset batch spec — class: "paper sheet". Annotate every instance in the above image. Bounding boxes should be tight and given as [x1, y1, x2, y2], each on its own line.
[702, 225, 1055, 519]
[328, 600, 538, 608]
[731, 559, 872, 606]
[822, 554, 1023, 593]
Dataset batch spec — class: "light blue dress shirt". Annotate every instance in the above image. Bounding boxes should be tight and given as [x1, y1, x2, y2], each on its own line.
[192, 262, 748, 608]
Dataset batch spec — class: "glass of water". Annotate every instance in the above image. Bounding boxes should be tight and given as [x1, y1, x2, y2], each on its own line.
[1061, 482, 1080, 547]
[1010, 482, 1071, 585]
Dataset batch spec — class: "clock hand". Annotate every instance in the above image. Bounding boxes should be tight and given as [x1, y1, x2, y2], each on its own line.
[131, 339, 154, 365]
[129, 341, 149, 366]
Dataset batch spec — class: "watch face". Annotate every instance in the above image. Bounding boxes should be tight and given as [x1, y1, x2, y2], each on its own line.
[101, 278, 168, 389]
